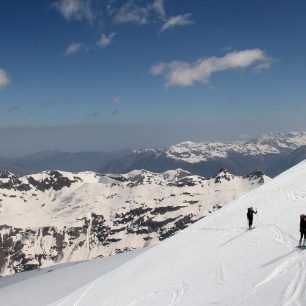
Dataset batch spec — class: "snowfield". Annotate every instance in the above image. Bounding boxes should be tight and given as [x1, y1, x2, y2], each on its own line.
[1, 160, 306, 305]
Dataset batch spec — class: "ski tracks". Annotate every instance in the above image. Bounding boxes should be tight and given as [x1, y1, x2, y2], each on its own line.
[249, 246, 306, 305]
[262, 224, 296, 247]
[282, 258, 306, 306]
[127, 283, 187, 306]
[285, 187, 306, 203]
[251, 254, 300, 294]
[248, 223, 306, 305]
[55, 278, 100, 306]
[211, 264, 225, 285]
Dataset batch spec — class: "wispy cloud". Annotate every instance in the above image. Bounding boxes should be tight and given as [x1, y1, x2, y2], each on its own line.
[88, 111, 100, 119]
[7, 105, 19, 112]
[0, 68, 10, 89]
[112, 0, 167, 25]
[161, 13, 194, 32]
[150, 63, 165, 75]
[112, 96, 122, 104]
[65, 42, 85, 55]
[150, 49, 273, 87]
[152, 0, 166, 20]
[52, 0, 94, 24]
[97, 32, 116, 48]
[113, 0, 151, 25]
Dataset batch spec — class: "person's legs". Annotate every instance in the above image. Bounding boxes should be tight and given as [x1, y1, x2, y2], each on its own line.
[248, 218, 253, 229]
[299, 232, 303, 246]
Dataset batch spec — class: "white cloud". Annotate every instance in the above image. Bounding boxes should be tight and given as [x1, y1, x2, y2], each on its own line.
[112, 96, 121, 104]
[97, 32, 116, 48]
[152, 0, 166, 20]
[113, 0, 166, 25]
[113, 0, 150, 25]
[53, 0, 94, 24]
[161, 13, 194, 32]
[0, 68, 10, 89]
[150, 49, 273, 87]
[65, 42, 84, 55]
[150, 62, 166, 75]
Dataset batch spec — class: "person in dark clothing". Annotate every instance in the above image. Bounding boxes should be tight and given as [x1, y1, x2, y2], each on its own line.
[299, 214, 306, 246]
[247, 207, 257, 229]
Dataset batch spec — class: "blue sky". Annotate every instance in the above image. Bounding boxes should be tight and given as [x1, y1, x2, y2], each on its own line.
[0, 0, 306, 155]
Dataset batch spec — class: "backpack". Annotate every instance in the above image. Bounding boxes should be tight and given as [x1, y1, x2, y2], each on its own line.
[247, 208, 253, 218]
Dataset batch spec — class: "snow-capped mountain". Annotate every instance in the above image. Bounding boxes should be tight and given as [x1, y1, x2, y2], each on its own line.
[1, 132, 306, 177]
[165, 131, 306, 162]
[1, 159, 306, 306]
[100, 131, 306, 177]
[0, 168, 268, 277]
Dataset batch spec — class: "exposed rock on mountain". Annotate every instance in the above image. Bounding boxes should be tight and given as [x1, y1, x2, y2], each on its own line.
[0, 169, 269, 276]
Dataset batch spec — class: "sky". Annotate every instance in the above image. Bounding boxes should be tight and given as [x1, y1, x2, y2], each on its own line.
[0, 0, 306, 155]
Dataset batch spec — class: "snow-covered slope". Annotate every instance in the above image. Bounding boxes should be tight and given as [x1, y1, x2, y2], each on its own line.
[48, 159, 306, 306]
[0, 159, 303, 305]
[0, 248, 147, 306]
[0, 168, 267, 276]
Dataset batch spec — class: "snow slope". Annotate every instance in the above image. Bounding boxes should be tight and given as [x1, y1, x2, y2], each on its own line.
[29, 159, 306, 306]
[0, 248, 147, 306]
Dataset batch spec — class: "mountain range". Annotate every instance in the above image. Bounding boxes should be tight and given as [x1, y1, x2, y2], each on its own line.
[0, 168, 268, 276]
[1, 132, 306, 177]
[1, 158, 306, 305]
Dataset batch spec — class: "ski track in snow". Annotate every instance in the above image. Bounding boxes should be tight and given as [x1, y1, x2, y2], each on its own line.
[249, 251, 306, 306]
[248, 221, 306, 305]
[213, 265, 225, 285]
[262, 224, 296, 246]
[72, 279, 99, 306]
[285, 187, 306, 202]
[127, 283, 187, 306]
[55, 278, 100, 306]
[245, 183, 306, 305]
[282, 258, 306, 306]
[252, 253, 299, 293]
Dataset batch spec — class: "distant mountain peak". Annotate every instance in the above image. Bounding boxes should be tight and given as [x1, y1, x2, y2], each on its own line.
[0, 169, 16, 179]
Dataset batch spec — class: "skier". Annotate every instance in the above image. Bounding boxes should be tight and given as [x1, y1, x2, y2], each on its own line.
[299, 214, 306, 247]
[247, 207, 257, 230]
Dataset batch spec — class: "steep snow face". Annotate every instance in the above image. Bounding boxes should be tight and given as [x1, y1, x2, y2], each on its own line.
[43, 160, 306, 306]
[165, 131, 306, 163]
[0, 169, 267, 276]
[1, 160, 306, 306]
